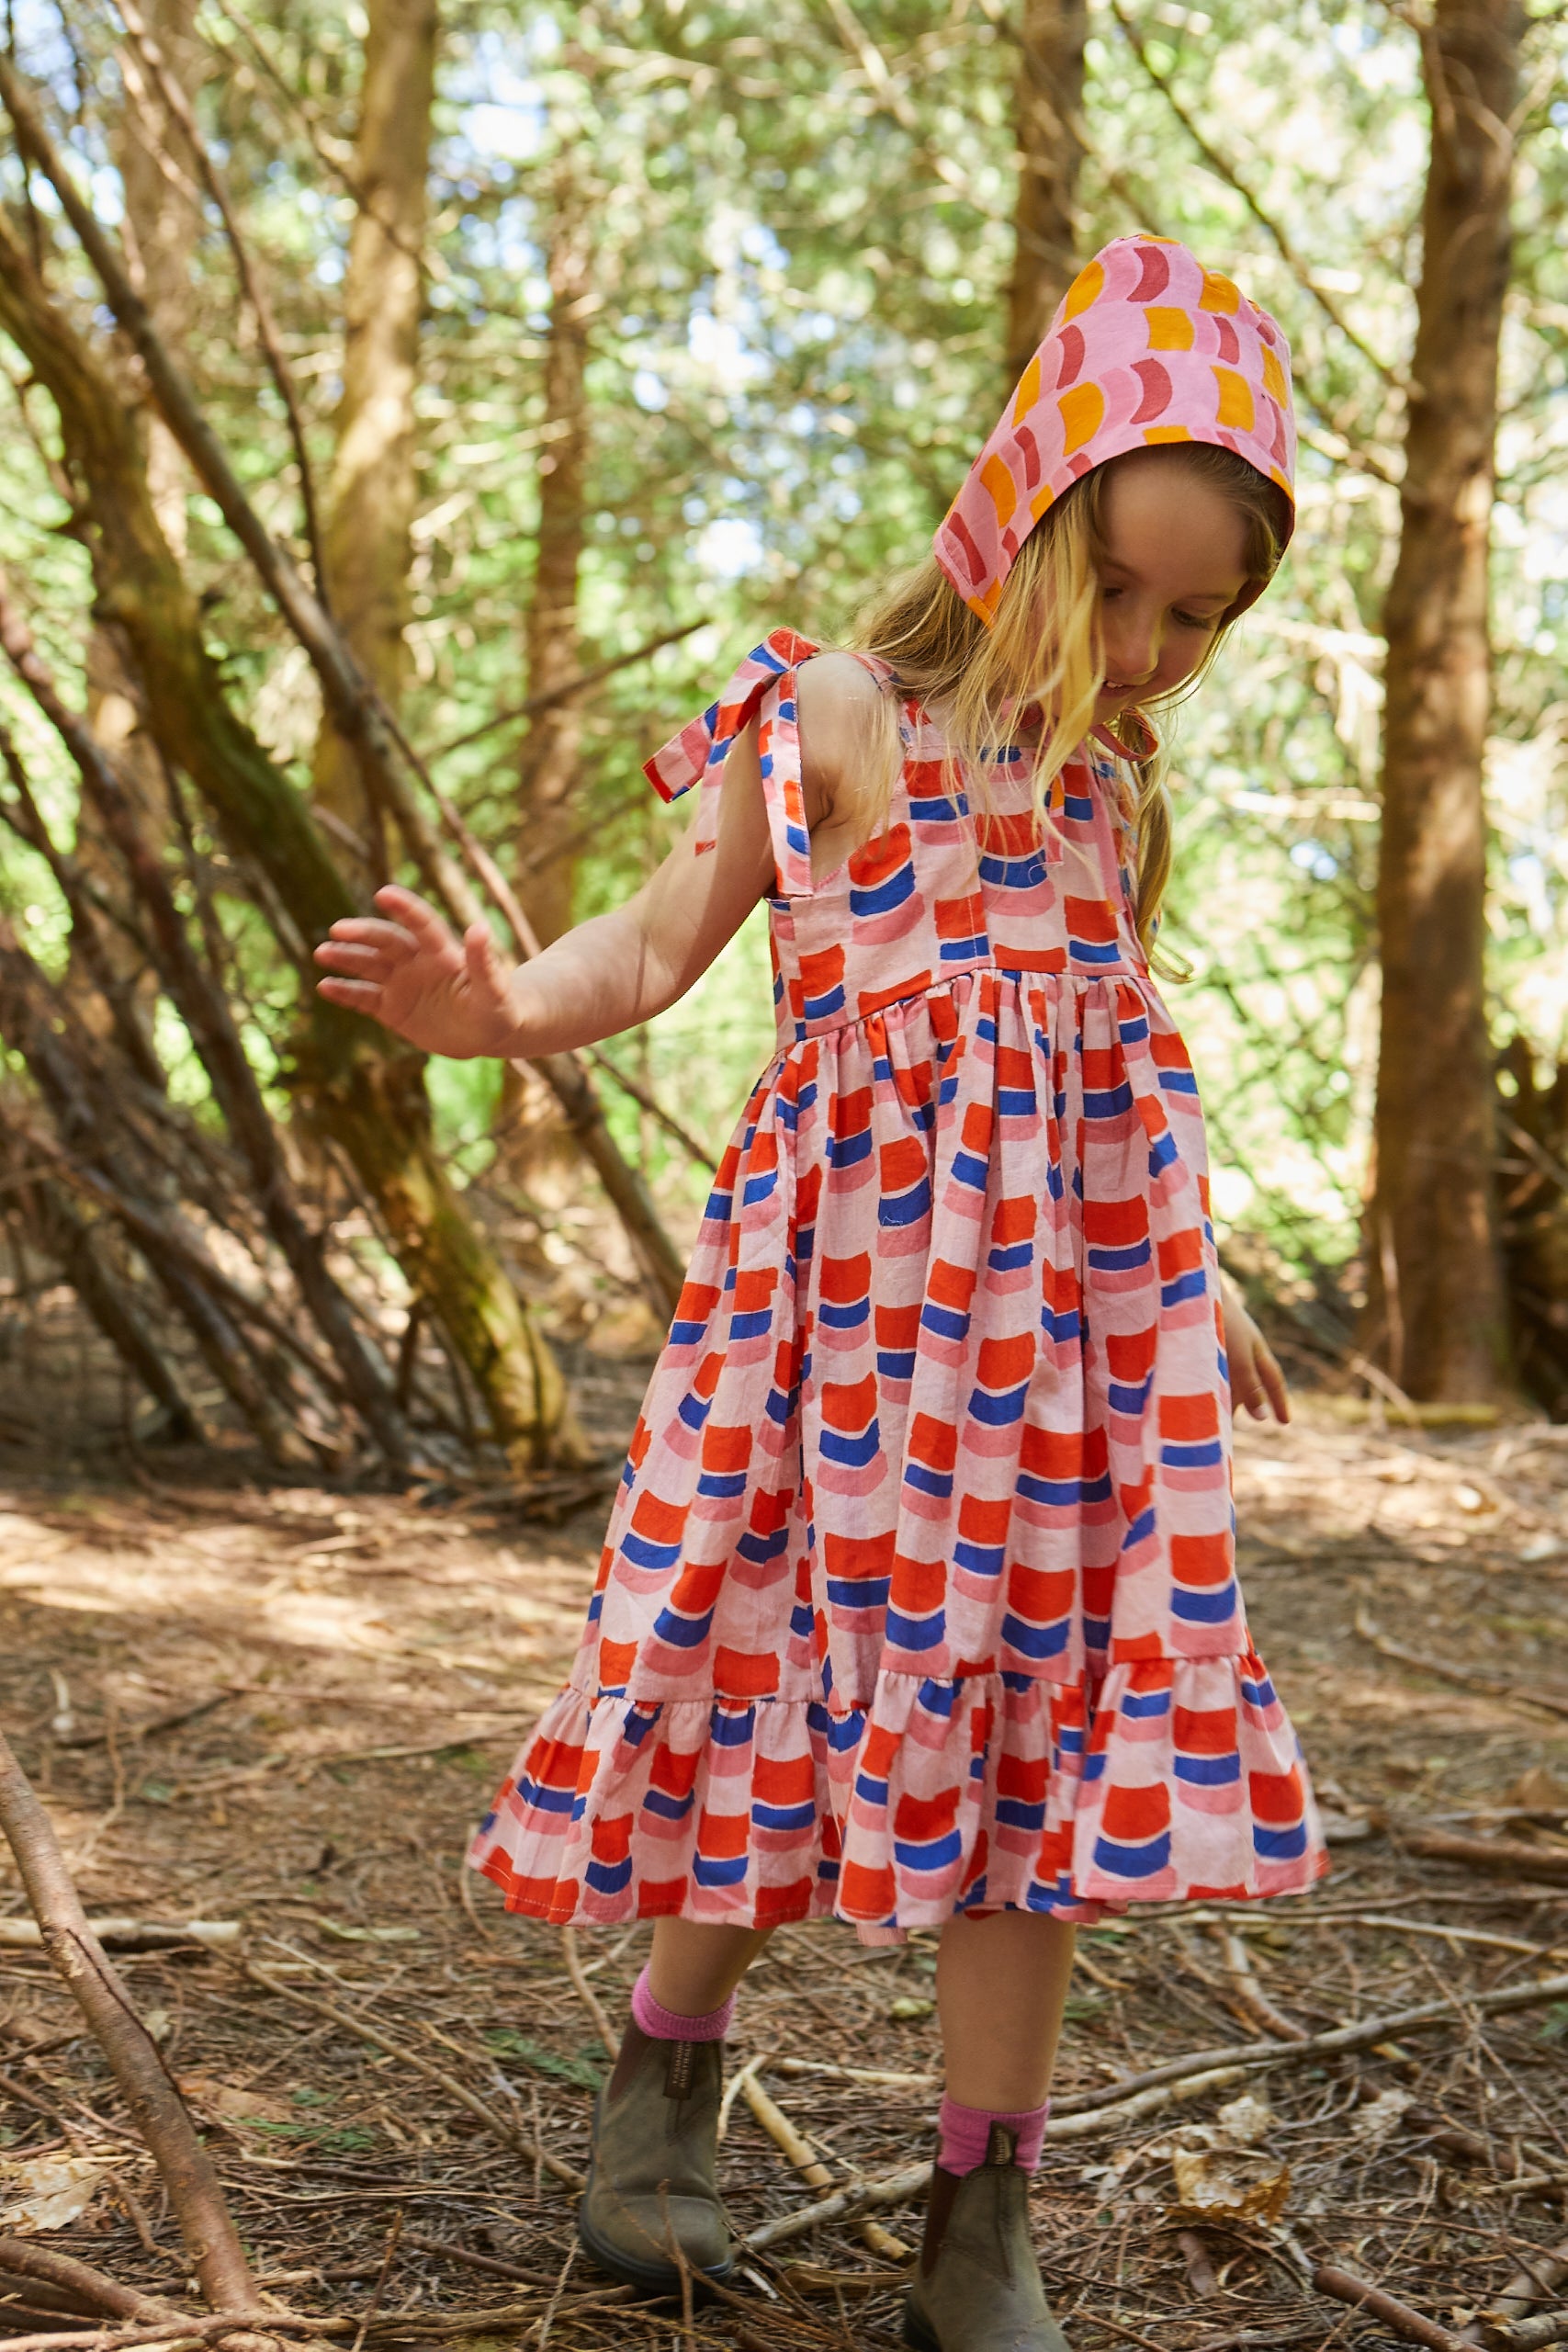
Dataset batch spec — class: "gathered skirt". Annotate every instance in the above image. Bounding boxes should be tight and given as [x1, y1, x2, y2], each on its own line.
[472, 965, 1326, 1936]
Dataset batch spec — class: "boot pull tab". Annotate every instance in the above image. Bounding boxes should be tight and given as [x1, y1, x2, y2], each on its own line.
[985, 2121, 1018, 2167]
[663, 2037, 695, 2102]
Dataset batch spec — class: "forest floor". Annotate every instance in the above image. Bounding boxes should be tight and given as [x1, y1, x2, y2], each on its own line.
[1, 1377, 1567, 2352]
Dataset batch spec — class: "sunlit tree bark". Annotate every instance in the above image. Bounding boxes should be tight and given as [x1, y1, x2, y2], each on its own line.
[499, 169, 593, 1173]
[1005, 0, 1086, 384]
[516, 172, 592, 949]
[76, 0, 199, 999]
[310, 0, 439, 876]
[1367, 0, 1521, 1401]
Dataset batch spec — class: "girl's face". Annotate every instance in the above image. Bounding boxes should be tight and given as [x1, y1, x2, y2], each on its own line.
[1093, 451, 1250, 712]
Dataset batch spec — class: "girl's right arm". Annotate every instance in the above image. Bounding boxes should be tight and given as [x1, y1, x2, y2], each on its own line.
[312, 655, 877, 1060]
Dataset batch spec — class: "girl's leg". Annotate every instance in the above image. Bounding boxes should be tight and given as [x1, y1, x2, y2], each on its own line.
[647, 1917, 771, 2017]
[579, 1921, 769, 2292]
[908, 1911, 1077, 2351]
[936, 1910, 1077, 2109]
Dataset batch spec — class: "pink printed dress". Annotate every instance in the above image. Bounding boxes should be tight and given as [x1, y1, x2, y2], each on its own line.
[471, 628, 1327, 1937]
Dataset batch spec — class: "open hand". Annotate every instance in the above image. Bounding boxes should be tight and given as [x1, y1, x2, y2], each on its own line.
[1220, 1275, 1291, 1423]
[314, 885, 524, 1060]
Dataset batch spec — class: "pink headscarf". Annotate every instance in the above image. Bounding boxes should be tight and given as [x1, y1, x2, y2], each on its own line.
[934, 235, 1296, 625]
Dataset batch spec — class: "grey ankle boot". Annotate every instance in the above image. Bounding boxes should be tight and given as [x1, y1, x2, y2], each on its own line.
[577, 2019, 734, 2292]
[904, 2125, 1071, 2351]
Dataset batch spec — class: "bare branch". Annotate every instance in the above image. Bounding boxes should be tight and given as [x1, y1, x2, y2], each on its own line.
[1107, 0, 1403, 391]
[110, 0, 332, 605]
[0, 1734, 262, 2313]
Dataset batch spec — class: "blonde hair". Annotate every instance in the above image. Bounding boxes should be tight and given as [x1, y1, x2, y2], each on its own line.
[846, 445, 1291, 959]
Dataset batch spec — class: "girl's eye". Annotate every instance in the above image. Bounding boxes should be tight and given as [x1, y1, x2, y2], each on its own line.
[1174, 610, 1219, 631]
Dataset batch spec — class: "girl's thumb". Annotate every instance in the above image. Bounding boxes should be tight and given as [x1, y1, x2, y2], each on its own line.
[464, 922, 500, 993]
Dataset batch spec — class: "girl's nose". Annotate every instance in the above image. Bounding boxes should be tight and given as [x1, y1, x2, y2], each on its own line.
[1106, 636, 1159, 684]
[1104, 612, 1161, 683]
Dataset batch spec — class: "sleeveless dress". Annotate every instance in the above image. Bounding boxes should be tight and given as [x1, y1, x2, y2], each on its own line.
[471, 631, 1327, 1938]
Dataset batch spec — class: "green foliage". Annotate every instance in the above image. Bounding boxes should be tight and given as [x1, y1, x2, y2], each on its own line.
[483, 2027, 605, 2087]
[1, 0, 1564, 1324]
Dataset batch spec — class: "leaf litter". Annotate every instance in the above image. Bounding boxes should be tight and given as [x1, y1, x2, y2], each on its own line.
[0, 1393, 1567, 2346]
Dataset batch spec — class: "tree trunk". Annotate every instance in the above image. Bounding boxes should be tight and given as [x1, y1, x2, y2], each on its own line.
[76, 0, 199, 999]
[310, 0, 438, 875]
[0, 207, 579, 1465]
[500, 175, 594, 1171]
[112, 0, 198, 556]
[1005, 0, 1086, 385]
[1367, 0, 1521, 1403]
[517, 175, 592, 949]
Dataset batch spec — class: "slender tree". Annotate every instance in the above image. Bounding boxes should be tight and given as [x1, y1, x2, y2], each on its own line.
[1367, 0, 1522, 1401]
[310, 0, 439, 876]
[516, 166, 593, 950]
[76, 0, 199, 990]
[1006, 0, 1087, 384]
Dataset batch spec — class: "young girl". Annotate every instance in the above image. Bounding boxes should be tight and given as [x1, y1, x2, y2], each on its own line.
[316, 233, 1325, 2352]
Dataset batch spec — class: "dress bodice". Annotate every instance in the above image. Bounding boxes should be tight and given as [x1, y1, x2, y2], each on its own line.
[642, 629, 1149, 1055]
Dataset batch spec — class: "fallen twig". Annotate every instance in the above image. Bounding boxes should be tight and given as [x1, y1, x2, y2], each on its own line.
[0, 2239, 183, 2325]
[1214, 1927, 1308, 2041]
[347, 2210, 402, 2352]
[1400, 1830, 1568, 1887]
[771, 2057, 938, 2090]
[741, 2160, 932, 2253]
[1484, 2316, 1568, 2349]
[0, 1735, 262, 2312]
[1046, 2063, 1250, 2141]
[55, 1694, 242, 1752]
[398, 2236, 562, 2292]
[0, 1918, 241, 1951]
[1465, 2240, 1568, 2345]
[241, 1960, 582, 2189]
[0, 2324, 278, 2352]
[1357, 1606, 1568, 1722]
[1048, 1970, 1568, 2113]
[558, 1927, 618, 2062]
[0, 2064, 78, 2132]
[1312, 2261, 1472, 2350]
[740, 2076, 909, 2260]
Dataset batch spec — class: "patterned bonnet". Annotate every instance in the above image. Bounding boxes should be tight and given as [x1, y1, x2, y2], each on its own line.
[934, 234, 1296, 626]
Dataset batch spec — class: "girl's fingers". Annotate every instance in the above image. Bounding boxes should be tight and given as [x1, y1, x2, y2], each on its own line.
[1258, 1340, 1291, 1424]
[373, 884, 456, 951]
[317, 918, 420, 959]
[315, 976, 385, 1011]
[313, 941, 396, 976]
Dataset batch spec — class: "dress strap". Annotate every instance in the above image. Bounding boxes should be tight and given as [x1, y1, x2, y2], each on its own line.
[643, 628, 821, 899]
[1089, 707, 1160, 764]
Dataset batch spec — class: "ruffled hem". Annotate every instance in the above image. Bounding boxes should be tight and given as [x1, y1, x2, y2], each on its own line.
[468, 1649, 1327, 1940]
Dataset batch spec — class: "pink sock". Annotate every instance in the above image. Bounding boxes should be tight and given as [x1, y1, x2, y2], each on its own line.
[630, 1962, 735, 2043]
[938, 2092, 1050, 2175]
